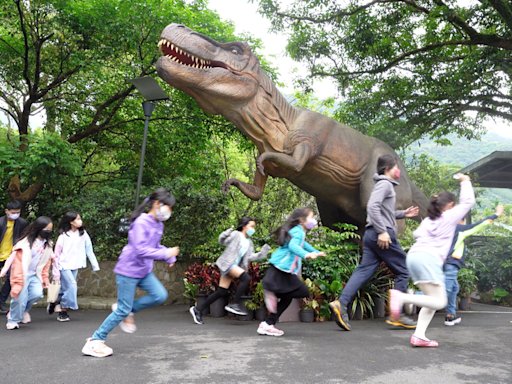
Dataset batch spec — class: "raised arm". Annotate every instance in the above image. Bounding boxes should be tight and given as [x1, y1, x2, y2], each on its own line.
[442, 178, 476, 225]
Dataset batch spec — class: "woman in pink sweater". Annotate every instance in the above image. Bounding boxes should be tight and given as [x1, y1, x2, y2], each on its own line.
[388, 174, 475, 347]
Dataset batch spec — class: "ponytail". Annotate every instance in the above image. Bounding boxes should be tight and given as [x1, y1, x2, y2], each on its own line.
[273, 207, 312, 246]
[427, 191, 456, 220]
[129, 188, 176, 221]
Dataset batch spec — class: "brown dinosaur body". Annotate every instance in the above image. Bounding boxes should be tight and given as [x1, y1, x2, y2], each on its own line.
[156, 24, 429, 231]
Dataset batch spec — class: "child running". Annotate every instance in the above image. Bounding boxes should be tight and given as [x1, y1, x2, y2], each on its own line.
[82, 188, 179, 357]
[1, 217, 56, 330]
[444, 204, 503, 326]
[388, 174, 475, 347]
[257, 207, 326, 337]
[189, 216, 270, 324]
[48, 212, 100, 322]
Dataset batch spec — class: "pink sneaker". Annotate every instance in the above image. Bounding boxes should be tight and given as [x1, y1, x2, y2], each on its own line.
[264, 291, 278, 313]
[388, 289, 403, 321]
[411, 335, 439, 347]
[257, 321, 284, 337]
[21, 312, 31, 324]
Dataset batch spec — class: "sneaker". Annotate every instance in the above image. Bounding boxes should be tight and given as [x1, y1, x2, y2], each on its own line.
[264, 290, 278, 313]
[82, 338, 113, 358]
[388, 289, 403, 321]
[410, 334, 438, 347]
[189, 306, 204, 325]
[6, 321, 19, 330]
[257, 321, 284, 337]
[54, 304, 62, 313]
[328, 300, 351, 331]
[444, 314, 462, 326]
[0, 302, 8, 314]
[57, 313, 70, 322]
[21, 312, 31, 324]
[119, 314, 136, 334]
[47, 302, 56, 315]
[225, 303, 248, 316]
[386, 316, 417, 329]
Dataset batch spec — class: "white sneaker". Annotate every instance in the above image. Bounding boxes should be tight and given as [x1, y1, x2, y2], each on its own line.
[82, 338, 113, 358]
[6, 321, 19, 330]
[21, 312, 31, 324]
[257, 321, 284, 336]
[112, 303, 136, 333]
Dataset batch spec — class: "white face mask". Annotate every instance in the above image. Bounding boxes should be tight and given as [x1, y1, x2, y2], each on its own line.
[8, 213, 20, 221]
[156, 205, 171, 222]
[73, 219, 83, 228]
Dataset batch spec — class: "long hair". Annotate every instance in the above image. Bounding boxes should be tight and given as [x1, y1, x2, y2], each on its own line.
[58, 212, 85, 236]
[236, 216, 254, 231]
[273, 207, 313, 246]
[377, 155, 397, 175]
[18, 216, 53, 247]
[129, 188, 176, 221]
[427, 192, 456, 220]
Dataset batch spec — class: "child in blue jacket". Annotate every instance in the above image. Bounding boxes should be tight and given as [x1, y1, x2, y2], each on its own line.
[444, 204, 503, 326]
[258, 207, 326, 337]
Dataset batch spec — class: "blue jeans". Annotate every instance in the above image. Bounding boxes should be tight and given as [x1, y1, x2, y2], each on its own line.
[92, 273, 168, 340]
[444, 264, 459, 316]
[59, 269, 78, 310]
[338, 227, 409, 307]
[8, 274, 43, 323]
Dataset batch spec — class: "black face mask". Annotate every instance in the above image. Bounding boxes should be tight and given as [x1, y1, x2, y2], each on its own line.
[39, 230, 53, 240]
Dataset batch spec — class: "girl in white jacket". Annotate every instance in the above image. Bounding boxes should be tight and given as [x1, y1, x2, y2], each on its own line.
[48, 212, 100, 322]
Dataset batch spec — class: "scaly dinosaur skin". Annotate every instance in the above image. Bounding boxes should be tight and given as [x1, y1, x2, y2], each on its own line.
[156, 24, 429, 232]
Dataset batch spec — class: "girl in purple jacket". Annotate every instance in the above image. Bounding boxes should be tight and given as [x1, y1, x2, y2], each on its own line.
[82, 188, 179, 358]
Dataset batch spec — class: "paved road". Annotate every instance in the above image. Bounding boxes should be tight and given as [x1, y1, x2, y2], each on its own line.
[2, 303, 511, 384]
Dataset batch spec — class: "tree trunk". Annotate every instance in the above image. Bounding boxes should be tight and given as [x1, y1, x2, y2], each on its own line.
[7, 175, 43, 204]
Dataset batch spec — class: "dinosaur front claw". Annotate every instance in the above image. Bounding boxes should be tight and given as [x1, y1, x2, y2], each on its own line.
[256, 158, 266, 176]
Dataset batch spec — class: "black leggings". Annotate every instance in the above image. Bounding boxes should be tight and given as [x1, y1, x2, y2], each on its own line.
[265, 284, 309, 325]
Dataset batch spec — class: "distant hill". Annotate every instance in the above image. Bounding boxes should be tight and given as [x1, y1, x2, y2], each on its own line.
[405, 133, 512, 209]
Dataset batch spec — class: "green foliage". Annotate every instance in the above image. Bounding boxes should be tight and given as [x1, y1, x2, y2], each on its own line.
[457, 268, 479, 298]
[467, 238, 512, 293]
[492, 287, 509, 303]
[182, 278, 198, 302]
[301, 278, 321, 311]
[254, 0, 512, 149]
[245, 282, 265, 310]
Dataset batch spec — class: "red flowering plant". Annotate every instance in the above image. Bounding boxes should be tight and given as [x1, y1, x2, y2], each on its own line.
[184, 262, 220, 294]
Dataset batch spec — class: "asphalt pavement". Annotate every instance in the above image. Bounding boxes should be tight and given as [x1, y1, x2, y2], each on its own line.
[1, 302, 511, 384]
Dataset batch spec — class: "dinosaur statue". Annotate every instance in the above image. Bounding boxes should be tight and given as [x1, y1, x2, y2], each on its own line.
[156, 24, 429, 232]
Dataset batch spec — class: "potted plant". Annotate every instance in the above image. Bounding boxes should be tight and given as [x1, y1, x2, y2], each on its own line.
[300, 279, 321, 323]
[184, 262, 220, 316]
[457, 268, 478, 310]
[245, 282, 267, 321]
[237, 263, 264, 321]
[182, 278, 198, 307]
[316, 279, 343, 321]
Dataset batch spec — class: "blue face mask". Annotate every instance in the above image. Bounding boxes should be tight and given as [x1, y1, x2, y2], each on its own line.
[246, 228, 255, 237]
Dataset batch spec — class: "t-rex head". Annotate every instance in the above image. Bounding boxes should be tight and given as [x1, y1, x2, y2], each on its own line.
[156, 24, 261, 115]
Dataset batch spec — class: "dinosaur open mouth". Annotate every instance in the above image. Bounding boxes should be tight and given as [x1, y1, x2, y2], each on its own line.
[158, 38, 232, 71]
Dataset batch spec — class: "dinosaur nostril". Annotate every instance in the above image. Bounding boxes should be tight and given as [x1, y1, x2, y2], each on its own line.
[177, 25, 185, 28]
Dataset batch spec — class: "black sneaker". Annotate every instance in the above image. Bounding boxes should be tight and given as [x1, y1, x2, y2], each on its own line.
[47, 302, 56, 315]
[189, 306, 204, 325]
[0, 301, 8, 314]
[328, 300, 351, 331]
[386, 315, 417, 329]
[225, 303, 248, 316]
[57, 313, 70, 322]
[444, 314, 462, 326]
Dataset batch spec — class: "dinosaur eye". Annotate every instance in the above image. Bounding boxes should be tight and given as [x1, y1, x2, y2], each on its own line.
[231, 49, 239, 55]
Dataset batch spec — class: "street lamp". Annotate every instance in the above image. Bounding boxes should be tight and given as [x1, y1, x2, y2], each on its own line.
[129, 77, 169, 208]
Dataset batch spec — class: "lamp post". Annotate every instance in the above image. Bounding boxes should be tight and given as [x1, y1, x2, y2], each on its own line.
[129, 77, 169, 209]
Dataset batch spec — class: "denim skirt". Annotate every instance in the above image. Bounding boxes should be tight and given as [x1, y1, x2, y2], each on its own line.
[406, 252, 445, 285]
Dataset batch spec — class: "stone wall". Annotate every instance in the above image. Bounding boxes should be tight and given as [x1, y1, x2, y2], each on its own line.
[76, 260, 189, 305]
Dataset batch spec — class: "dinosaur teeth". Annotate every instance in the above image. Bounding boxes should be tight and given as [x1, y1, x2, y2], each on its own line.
[171, 43, 174, 50]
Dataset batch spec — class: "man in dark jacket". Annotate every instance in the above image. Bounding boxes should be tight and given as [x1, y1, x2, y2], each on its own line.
[0, 200, 27, 313]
